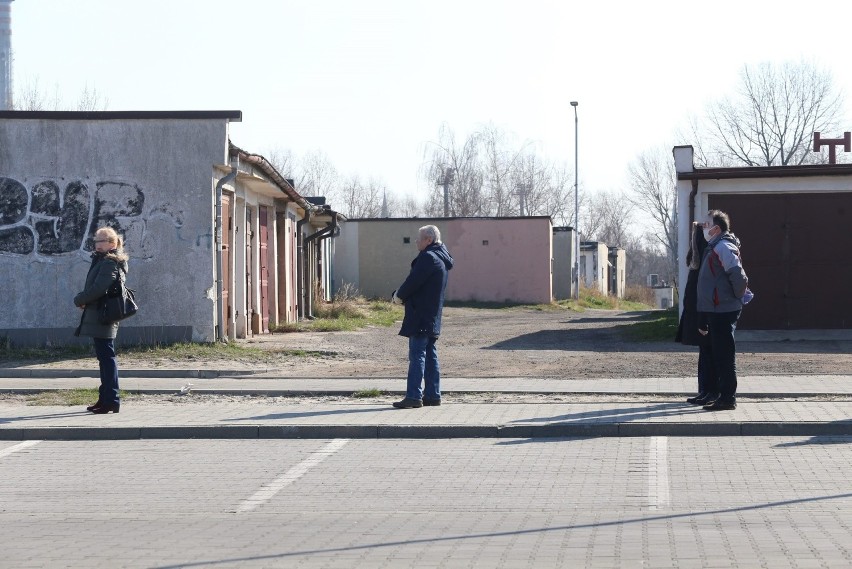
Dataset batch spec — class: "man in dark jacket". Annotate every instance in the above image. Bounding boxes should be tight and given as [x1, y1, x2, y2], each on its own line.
[696, 210, 748, 411]
[391, 225, 454, 409]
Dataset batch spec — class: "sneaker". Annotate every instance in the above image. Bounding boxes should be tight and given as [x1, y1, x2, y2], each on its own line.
[392, 398, 423, 409]
[704, 398, 736, 411]
[422, 398, 441, 406]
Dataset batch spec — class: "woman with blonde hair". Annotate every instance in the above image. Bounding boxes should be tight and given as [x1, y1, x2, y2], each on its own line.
[73, 227, 129, 414]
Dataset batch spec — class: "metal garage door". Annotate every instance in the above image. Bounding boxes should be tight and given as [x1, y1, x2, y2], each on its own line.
[708, 192, 852, 330]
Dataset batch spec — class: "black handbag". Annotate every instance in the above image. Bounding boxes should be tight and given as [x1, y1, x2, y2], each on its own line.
[98, 270, 139, 325]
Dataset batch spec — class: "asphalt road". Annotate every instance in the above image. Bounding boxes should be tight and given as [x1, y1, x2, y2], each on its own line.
[2, 437, 851, 568]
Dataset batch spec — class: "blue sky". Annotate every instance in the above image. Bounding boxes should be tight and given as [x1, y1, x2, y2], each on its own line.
[9, 0, 852, 200]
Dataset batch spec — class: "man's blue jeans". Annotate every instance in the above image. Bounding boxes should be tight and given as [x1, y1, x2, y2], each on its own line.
[406, 334, 440, 401]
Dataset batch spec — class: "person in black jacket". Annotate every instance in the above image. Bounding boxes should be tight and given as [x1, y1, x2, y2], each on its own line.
[391, 225, 454, 409]
[675, 221, 716, 405]
[73, 227, 129, 414]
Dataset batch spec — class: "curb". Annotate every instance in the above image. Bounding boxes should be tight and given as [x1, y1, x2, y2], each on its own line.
[2, 388, 850, 399]
[1, 422, 851, 440]
[0, 369, 259, 379]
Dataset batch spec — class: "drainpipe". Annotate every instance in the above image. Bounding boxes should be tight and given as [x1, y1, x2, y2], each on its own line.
[296, 214, 309, 320]
[304, 214, 340, 308]
[215, 167, 237, 342]
[689, 178, 699, 226]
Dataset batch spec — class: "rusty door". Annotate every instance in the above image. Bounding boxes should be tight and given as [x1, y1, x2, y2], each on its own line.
[221, 195, 232, 337]
[709, 192, 852, 329]
[259, 206, 270, 333]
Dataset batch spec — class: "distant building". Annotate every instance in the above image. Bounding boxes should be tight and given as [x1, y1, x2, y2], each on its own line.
[334, 216, 553, 304]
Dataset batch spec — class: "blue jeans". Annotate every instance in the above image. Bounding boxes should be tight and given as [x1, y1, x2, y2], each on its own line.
[406, 334, 440, 401]
[93, 338, 120, 405]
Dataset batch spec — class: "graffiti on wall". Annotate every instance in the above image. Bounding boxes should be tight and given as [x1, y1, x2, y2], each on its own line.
[0, 177, 144, 256]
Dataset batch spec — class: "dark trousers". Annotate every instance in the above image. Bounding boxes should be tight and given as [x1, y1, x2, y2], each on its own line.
[703, 311, 741, 400]
[697, 343, 715, 394]
[93, 338, 120, 404]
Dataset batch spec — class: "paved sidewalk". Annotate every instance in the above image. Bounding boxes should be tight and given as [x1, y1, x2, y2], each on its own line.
[2, 370, 850, 440]
[1, 372, 852, 396]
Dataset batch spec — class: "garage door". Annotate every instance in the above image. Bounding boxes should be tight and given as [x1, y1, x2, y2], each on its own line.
[708, 192, 851, 330]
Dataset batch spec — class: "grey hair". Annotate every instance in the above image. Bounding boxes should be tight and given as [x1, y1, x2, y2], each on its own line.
[419, 225, 441, 244]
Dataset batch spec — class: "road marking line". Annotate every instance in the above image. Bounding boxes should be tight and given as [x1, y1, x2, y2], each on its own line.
[648, 436, 670, 510]
[0, 440, 42, 459]
[237, 438, 350, 513]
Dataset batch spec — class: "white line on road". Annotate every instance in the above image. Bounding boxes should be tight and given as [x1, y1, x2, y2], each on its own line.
[237, 438, 350, 513]
[0, 440, 42, 459]
[648, 436, 670, 510]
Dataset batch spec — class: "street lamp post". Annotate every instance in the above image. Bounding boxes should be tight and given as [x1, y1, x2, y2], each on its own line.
[570, 101, 579, 300]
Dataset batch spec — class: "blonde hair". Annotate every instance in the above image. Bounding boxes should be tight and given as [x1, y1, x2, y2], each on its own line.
[95, 226, 129, 261]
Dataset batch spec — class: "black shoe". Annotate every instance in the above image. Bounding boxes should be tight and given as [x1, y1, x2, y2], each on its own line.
[695, 392, 720, 405]
[392, 398, 423, 409]
[86, 401, 103, 411]
[91, 402, 120, 414]
[422, 398, 441, 406]
[686, 392, 706, 405]
[704, 399, 736, 411]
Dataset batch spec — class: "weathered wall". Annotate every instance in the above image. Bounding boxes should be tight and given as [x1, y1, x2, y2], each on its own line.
[334, 217, 553, 304]
[0, 118, 229, 345]
[552, 227, 575, 300]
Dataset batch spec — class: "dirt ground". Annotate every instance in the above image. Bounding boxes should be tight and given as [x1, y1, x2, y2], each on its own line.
[10, 307, 850, 378]
[79, 307, 850, 379]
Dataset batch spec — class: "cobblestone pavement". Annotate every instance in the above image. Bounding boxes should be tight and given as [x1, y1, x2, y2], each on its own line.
[1, 437, 851, 568]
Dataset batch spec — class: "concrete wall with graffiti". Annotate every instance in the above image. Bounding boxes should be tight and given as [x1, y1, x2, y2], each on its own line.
[0, 116, 231, 346]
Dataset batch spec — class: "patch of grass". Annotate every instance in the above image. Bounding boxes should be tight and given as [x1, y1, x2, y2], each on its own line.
[623, 308, 679, 341]
[270, 299, 403, 333]
[0, 340, 92, 363]
[26, 388, 134, 406]
[352, 388, 385, 398]
[123, 342, 267, 360]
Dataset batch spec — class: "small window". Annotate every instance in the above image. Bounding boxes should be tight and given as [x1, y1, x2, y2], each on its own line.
[403, 237, 410, 244]
[482, 240, 489, 246]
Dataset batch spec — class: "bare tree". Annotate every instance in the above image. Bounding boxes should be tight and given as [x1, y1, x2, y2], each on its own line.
[696, 60, 846, 167]
[423, 124, 486, 217]
[337, 175, 386, 218]
[585, 191, 633, 247]
[13, 77, 108, 111]
[627, 146, 678, 283]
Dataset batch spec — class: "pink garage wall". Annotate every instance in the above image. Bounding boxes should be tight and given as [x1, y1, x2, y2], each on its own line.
[442, 217, 552, 304]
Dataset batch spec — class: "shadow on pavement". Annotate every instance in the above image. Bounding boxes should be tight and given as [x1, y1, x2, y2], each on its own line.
[0, 410, 91, 424]
[149, 492, 852, 569]
[222, 406, 393, 421]
[774, 434, 852, 447]
[507, 402, 706, 424]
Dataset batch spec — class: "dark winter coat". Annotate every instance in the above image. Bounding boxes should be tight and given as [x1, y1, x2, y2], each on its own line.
[73, 252, 129, 339]
[396, 242, 454, 338]
[675, 267, 709, 346]
[696, 232, 748, 313]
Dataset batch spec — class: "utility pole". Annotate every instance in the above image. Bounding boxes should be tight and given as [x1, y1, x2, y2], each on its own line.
[0, 0, 13, 110]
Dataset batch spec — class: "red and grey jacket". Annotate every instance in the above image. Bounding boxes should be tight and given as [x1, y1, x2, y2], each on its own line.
[696, 233, 748, 313]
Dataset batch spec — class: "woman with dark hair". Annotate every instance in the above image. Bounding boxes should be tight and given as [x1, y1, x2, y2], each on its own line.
[675, 221, 717, 404]
[73, 226, 129, 414]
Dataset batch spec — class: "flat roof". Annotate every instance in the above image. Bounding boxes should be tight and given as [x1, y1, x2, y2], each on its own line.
[678, 163, 852, 180]
[0, 110, 242, 121]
